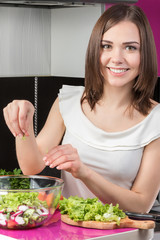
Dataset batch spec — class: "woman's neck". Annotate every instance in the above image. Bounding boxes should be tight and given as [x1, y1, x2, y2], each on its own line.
[99, 84, 133, 111]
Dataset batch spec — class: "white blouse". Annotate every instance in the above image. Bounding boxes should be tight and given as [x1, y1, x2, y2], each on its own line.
[58, 85, 160, 199]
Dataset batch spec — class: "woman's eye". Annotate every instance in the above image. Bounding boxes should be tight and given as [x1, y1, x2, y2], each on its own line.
[126, 46, 137, 51]
[101, 44, 112, 50]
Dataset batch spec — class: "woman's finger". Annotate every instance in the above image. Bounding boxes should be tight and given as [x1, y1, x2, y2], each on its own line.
[48, 151, 78, 168]
[3, 100, 35, 137]
[43, 144, 75, 161]
[18, 101, 34, 135]
[3, 102, 23, 136]
[3, 107, 18, 137]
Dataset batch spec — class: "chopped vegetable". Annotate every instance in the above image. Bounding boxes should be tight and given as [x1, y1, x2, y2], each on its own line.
[0, 168, 30, 189]
[38, 192, 47, 201]
[45, 193, 54, 207]
[59, 196, 126, 225]
[0, 168, 22, 176]
[22, 135, 26, 141]
[0, 192, 51, 229]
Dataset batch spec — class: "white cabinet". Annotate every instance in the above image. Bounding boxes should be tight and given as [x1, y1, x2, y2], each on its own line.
[51, 5, 102, 77]
[0, 5, 102, 77]
[0, 7, 51, 77]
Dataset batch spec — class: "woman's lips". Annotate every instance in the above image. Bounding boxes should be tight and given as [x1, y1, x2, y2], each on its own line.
[108, 67, 129, 73]
[107, 67, 129, 76]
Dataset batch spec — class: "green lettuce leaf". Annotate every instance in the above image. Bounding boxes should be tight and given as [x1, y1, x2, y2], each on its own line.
[0, 168, 30, 189]
[0, 192, 47, 212]
[59, 196, 126, 225]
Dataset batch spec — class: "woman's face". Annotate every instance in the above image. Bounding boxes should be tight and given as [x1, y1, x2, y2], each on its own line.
[100, 20, 140, 88]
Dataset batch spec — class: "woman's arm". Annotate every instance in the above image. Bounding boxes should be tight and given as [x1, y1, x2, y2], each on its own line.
[81, 138, 160, 212]
[43, 137, 160, 213]
[3, 98, 65, 175]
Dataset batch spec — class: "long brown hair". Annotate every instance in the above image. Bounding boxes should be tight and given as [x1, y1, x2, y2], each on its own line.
[82, 4, 158, 115]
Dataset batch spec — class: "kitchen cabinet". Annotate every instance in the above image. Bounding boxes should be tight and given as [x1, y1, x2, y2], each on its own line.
[0, 77, 34, 171]
[0, 7, 51, 77]
[0, 4, 102, 78]
[51, 5, 102, 77]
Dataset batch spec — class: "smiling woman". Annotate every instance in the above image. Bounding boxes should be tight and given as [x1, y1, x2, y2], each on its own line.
[3, 4, 160, 214]
[83, 4, 157, 114]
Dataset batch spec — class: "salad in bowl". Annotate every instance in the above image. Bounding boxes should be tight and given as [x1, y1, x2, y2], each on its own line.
[0, 174, 64, 229]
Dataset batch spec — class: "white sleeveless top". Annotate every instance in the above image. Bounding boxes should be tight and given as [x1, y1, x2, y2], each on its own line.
[58, 85, 160, 199]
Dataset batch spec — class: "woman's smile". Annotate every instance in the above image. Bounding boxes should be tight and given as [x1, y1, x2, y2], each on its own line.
[107, 67, 129, 75]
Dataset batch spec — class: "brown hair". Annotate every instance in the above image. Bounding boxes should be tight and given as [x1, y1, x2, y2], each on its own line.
[82, 4, 158, 115]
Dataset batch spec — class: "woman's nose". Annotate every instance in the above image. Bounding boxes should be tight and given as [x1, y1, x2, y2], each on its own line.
[111, 48, 124, 64]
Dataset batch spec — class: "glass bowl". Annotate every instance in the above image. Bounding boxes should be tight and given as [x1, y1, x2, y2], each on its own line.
[0, 175, 64, 229]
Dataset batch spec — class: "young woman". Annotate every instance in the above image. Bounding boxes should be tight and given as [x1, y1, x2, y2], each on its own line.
[3, 4, 160, 213]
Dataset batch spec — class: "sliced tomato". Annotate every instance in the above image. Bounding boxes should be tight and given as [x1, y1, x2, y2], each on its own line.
[7, 219, 17, 229]
[38, 192, 47, 201]
[28, 222, 36, 228]
[56, 195, 63, 209]
[46, 193, 54, 207]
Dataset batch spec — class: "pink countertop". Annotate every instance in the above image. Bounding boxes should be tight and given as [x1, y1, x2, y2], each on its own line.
[0, 210, 136, 240]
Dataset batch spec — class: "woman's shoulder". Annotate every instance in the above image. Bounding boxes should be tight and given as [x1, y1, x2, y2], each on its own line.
[137, 101, 160, 130]
[148, 101, 160, 116]
[59, 85, 84, 95]
[58, 84, 84, 103]
[58, 85, 84, 118]
[150, 99, 160, 109]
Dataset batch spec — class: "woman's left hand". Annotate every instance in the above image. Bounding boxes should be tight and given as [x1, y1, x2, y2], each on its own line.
[43, 144, 87, 179]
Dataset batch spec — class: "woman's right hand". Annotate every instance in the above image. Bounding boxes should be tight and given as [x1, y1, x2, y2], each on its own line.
[3, 100, 35, 137]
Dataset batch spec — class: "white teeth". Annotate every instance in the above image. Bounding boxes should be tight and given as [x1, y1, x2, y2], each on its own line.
[109, 68, 127, 73]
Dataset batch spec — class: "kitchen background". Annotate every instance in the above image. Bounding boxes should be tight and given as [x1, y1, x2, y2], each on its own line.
[0, 0, 159, 178]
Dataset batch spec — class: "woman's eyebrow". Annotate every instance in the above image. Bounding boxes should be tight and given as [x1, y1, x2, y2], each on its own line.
[123, 41, 140, 45]
[101, 40, 112, 43]
[101, 40, 140, 45]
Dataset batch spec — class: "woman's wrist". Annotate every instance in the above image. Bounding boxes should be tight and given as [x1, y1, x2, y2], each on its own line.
[78, 164, 92, 182]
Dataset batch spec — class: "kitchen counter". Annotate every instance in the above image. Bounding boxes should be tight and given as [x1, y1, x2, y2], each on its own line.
[0, 210, 154, 240]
